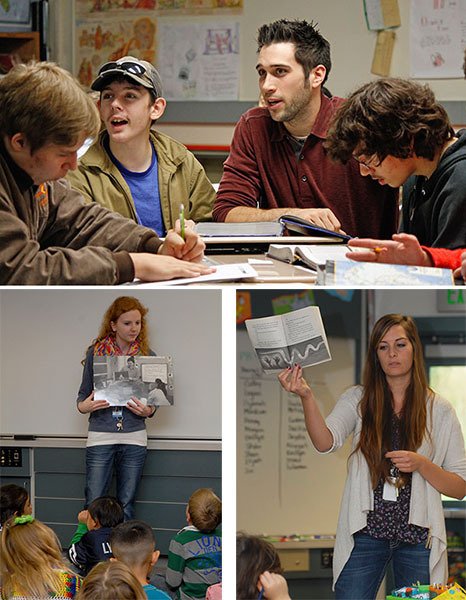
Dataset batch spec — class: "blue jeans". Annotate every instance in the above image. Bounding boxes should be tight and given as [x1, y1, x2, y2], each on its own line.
[85, 444, 147, 521]
[335, 532, 430, 600]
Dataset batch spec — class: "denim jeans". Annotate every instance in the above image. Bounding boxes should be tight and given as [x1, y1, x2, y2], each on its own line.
[335, 532, 430, 600]
[85, 444, 147, 521]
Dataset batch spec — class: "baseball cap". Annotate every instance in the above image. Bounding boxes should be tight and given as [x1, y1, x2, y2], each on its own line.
[91, 56, 163, 97]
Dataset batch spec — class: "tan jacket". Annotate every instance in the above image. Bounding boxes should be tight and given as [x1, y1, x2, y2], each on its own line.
[67, 130, 215, 230]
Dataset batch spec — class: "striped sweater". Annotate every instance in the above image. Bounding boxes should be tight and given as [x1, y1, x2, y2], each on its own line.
[166, 525, 222, 600]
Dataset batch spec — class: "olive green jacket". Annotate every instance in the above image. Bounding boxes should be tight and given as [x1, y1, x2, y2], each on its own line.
[67, 130, 215, 230]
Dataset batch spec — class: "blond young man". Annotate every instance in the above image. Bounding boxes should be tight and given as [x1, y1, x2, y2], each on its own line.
[0, 62, 212, 285]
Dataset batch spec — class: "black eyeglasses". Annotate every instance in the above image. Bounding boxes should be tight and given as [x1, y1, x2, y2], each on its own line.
[98, 60, 147, 77]
[352, 154, 383, 169]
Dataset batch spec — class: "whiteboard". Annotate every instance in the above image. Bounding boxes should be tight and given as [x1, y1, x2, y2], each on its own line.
[237, 329, 355, 535]
[0, 290, 221, 439]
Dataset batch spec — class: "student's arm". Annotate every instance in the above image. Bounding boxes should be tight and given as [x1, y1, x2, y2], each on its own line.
[347, 234, 432, 266]
[165, 539, 185, 589]
[223, 205, 341, 230]
[69, 519, 89, 546]
[68, 531, 91, 572]
[258, 572, 291, 600]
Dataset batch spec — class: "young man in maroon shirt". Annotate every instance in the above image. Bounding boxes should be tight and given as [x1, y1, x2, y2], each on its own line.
[213, 19, 398, 239]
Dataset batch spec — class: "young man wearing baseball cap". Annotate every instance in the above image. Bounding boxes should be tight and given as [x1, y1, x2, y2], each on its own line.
[0, 61, 212, 285]
[67, 56, 215, 236]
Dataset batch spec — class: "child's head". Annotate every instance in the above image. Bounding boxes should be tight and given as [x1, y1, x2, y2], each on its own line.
[87, 496, 124, 530]
[0, 483, 32, 526]
[0, 515, 67, 597]
[187, 488, 222, 534]
[110, 519, 160, 572]
[77, 560, 146, 600]
[236, 533, 284, 600]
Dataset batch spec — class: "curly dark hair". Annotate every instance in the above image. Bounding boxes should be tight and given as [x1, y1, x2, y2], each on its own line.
[236, 533, 283, 600]
[325, 78, 454, 164]
[257, 19, 331, 83]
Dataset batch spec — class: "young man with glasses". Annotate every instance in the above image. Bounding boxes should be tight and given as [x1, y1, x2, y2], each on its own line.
[326, 77, 466, 250]
[67, 56, 215, 236]
[0, 61, 212, 284]
[212, 19, 398, 239]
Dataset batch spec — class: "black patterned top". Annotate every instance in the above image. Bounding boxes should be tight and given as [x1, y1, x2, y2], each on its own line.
[359, 414, 429, 544]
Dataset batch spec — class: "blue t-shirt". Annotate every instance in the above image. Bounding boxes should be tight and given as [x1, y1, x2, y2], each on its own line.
[106, 139, 165, 236]
[143, 583, 172, 600]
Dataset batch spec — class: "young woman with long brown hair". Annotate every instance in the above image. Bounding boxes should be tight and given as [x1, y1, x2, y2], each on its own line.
[278, 314, 466, 600]
[76, 296, 157, 522]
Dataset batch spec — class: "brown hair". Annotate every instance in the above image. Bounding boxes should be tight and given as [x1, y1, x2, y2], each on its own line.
[354, 314, 432, 489]
[236, 533, 283, 600]
[0, 517, 71, 597]
[110, 520, 155, 570]
[188, 488, 222, 533]
[257, 19, 331, 83]
[0, 61, 100, 154]
[325, 78, 454, 164]
[92, 296, 150, 355]
[0, 484, 29, 526]
[77, 561, 146, 600]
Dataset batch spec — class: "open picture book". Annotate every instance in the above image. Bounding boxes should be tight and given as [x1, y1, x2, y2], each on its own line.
[245, 306, 332, 374]
[267, 243, 358, 271]
[93, 355, 174, 406]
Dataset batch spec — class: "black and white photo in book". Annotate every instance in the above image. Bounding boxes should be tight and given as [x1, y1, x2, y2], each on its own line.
[245, 306, 332, 374]
[93, 355, 174, 406]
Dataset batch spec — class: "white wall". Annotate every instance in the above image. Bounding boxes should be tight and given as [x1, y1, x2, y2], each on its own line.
[0, 289, 221, 439]
[49, 0, 466, 101]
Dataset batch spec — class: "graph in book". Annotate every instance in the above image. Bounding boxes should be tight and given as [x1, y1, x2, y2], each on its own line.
[255, 336, 330, 371]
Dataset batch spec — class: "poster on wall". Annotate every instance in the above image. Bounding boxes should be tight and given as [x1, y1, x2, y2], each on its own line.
[75, 0, 242, 18]
[410, 0, 466, 78]
[76, 13, 157, 87]
[158, 20, 240, 100]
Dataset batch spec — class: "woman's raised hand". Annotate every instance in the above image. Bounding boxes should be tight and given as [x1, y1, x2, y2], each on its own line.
[77, 391, 110, 414]
[278, 365, 313, 399]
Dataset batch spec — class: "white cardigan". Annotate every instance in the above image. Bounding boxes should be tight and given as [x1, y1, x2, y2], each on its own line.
[317, 386, 466, 589]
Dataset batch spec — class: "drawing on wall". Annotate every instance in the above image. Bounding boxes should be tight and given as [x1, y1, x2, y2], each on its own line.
[410, 0, 466, 78]
[76, 15, 157, 87]
[75, 0, 242, 17]
[158, 21, 240, 100]
[93, 355, 174, 406]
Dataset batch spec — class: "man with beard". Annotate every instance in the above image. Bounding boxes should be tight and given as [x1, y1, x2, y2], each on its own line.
[213, 19, 398, 239]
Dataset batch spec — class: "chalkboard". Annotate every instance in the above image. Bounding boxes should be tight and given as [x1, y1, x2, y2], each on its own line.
[237, 329, 356, 536]
[0, 290, 221, 440]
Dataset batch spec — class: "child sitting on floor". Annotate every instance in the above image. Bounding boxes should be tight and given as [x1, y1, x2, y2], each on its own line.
[110, 519, 171, 600]
[68, 495, 123, 576]
[0, 515, 81, 598]
[0, 483, 32, 530]
[77, 560, 146, 600]
[166, 488, 222, 599]
[236, 532, 291, 600]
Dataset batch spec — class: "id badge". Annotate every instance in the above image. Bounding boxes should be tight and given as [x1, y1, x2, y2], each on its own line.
[382, 477, 398, 502]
